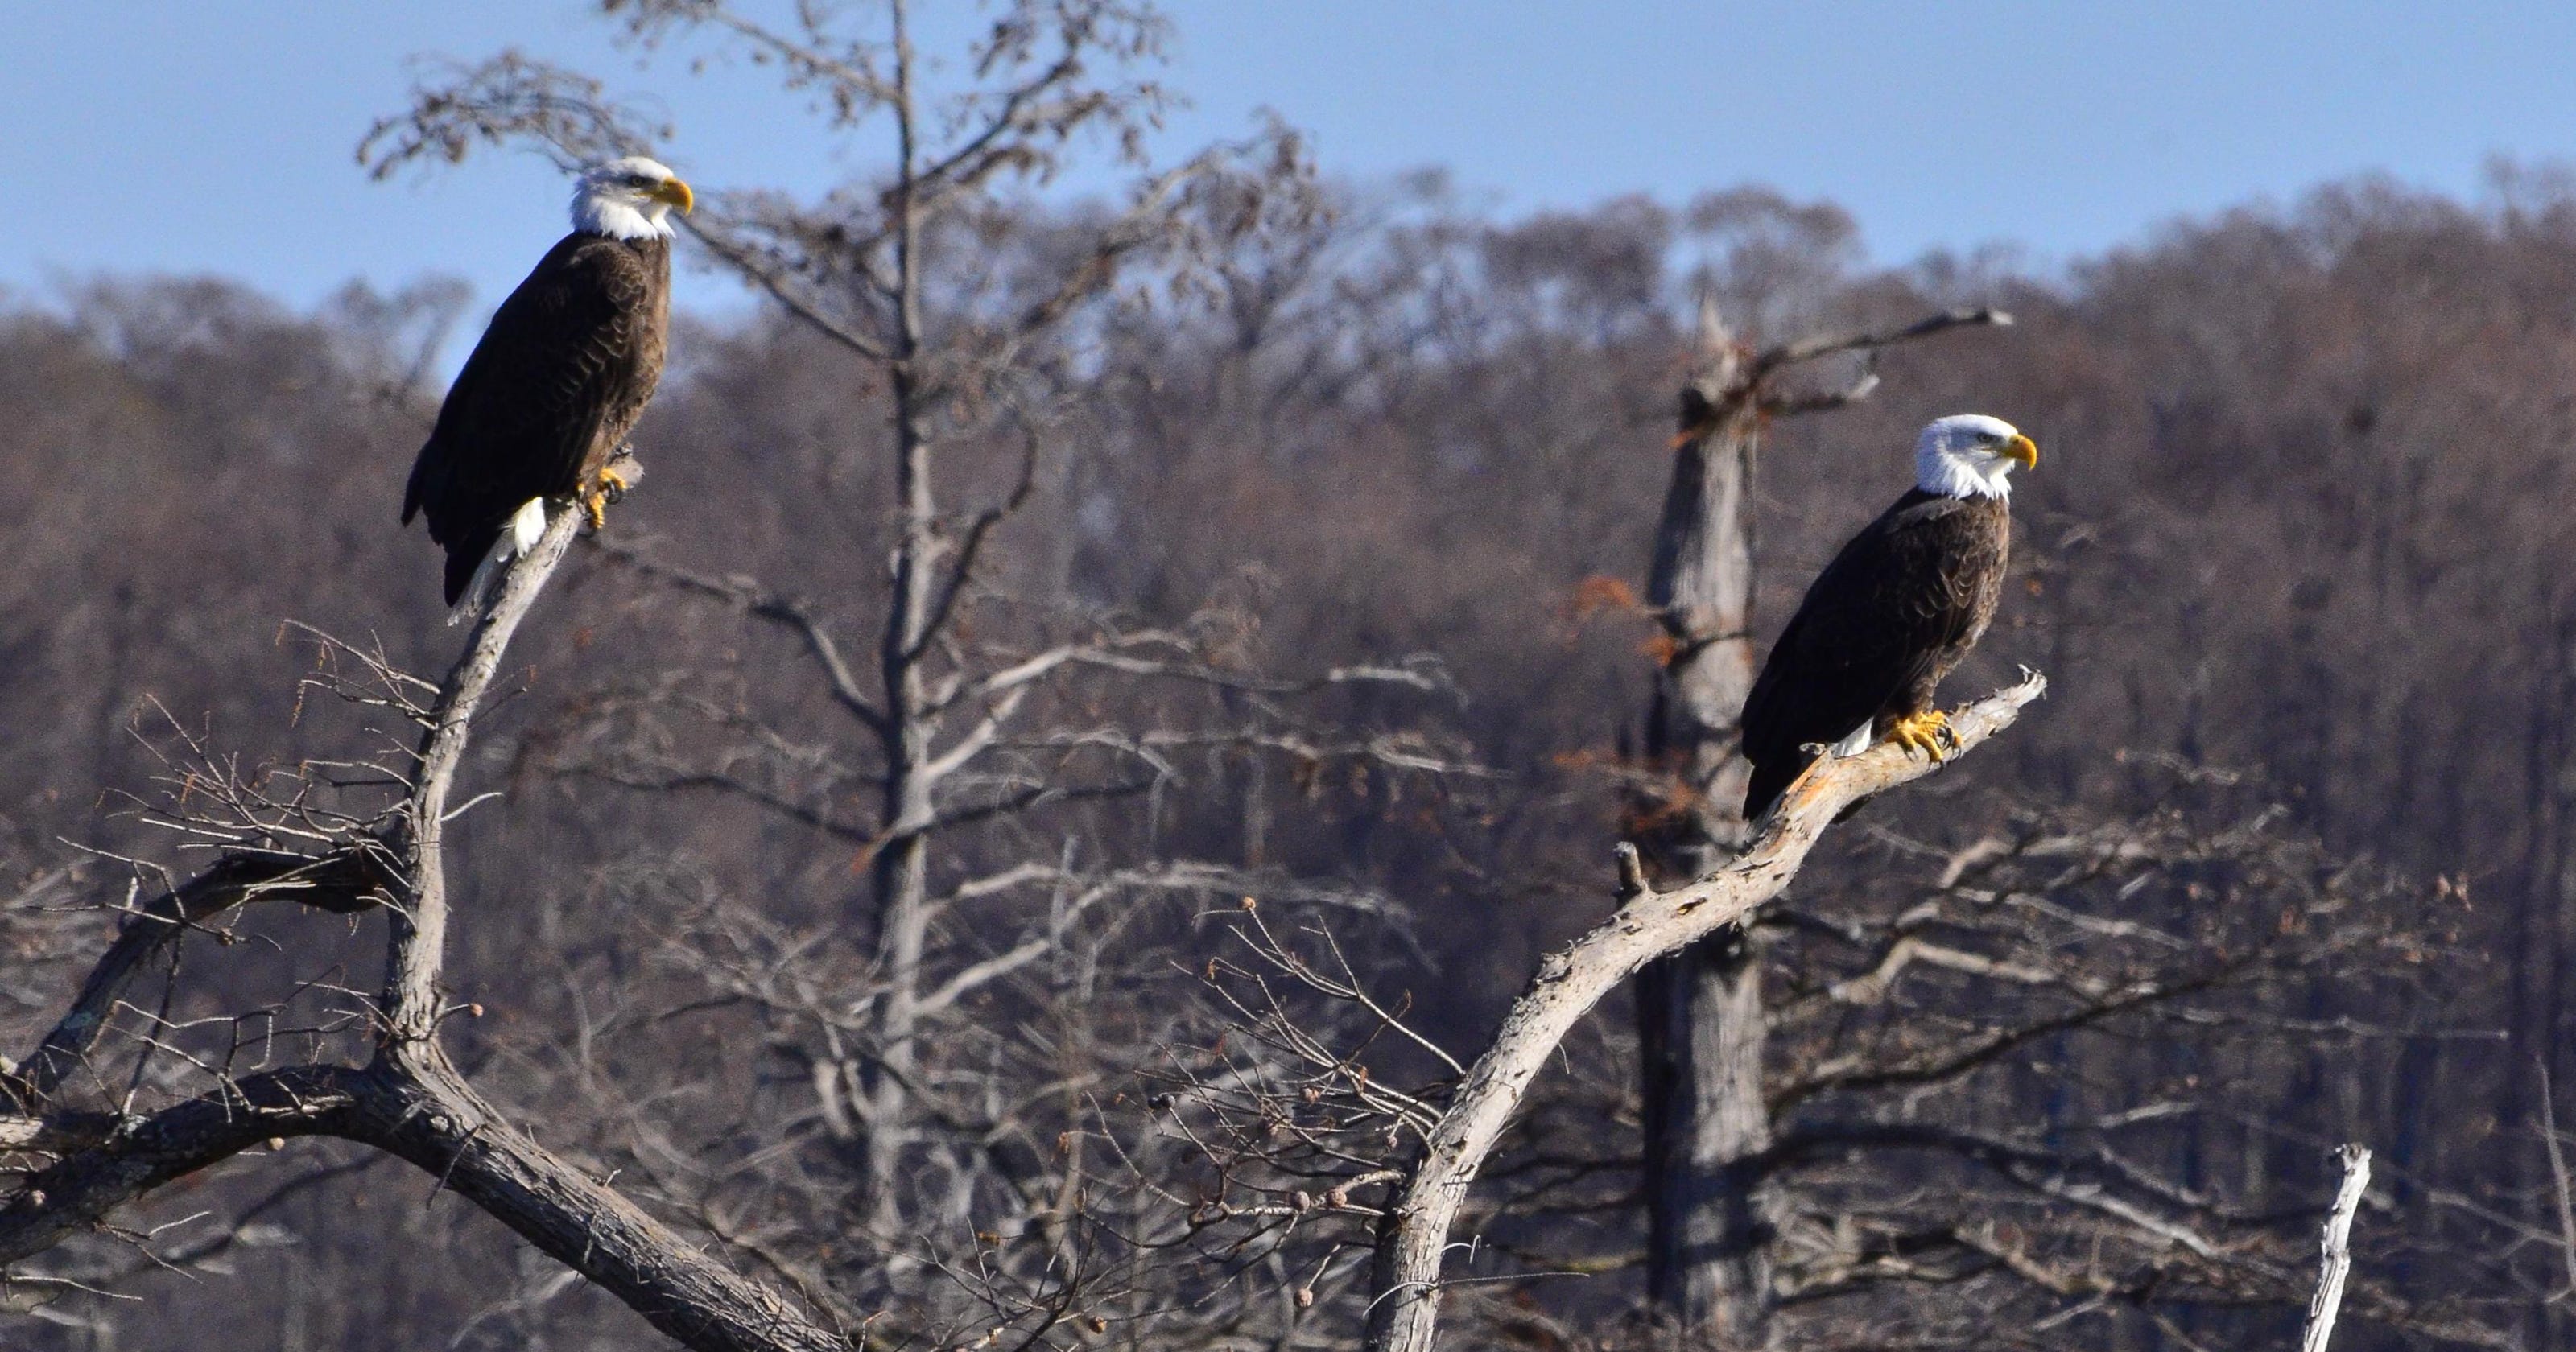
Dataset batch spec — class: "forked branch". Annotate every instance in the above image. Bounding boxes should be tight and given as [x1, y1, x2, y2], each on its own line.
[3, 483, 856, 1352]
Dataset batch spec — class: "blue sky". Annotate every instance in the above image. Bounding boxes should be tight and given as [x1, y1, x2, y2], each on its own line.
[6, 2, 2576, 327]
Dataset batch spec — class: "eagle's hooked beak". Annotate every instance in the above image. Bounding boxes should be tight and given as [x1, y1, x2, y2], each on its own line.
[649, 176, 696, 215]
[2000, 432, 2039, 469]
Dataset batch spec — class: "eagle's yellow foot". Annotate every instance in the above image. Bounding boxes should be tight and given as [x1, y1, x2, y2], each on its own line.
[1888, 709, 1958, 761]
[597, 464, 632, 506]
[582, 489, 609, 531]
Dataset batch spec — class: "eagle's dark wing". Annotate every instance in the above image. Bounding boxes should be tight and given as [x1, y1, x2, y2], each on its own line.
[1740, 489, 2009, 818]
[402, 234, 668, 604]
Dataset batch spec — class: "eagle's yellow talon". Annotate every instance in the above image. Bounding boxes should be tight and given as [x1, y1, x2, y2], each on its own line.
[583, 492, 608, 530]
[592, 464, 634, 515]
[1889, 710, 1955, 762]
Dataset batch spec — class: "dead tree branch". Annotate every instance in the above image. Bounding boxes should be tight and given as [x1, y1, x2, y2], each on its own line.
[1359, 670, 2046, 1352]
[9, 850, 387, 1111]
[2, 496, 856, 1352]
[2302, 1144, 2372, 1352]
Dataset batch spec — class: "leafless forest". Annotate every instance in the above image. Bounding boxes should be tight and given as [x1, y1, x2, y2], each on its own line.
[6, 5, 2576, 1351]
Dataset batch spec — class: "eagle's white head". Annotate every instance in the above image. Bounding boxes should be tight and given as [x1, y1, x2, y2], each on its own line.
[1915, 413, 2039, 500]
[572, 156, 694, 241]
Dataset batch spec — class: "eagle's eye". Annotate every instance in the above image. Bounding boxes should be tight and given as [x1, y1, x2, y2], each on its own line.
[625, 173, 655, 188]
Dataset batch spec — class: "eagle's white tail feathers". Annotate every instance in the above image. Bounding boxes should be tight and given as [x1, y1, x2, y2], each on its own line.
[1831, 721, 1874, 759]
[447, 497, 551, 627]
[508, 495, 549, 554]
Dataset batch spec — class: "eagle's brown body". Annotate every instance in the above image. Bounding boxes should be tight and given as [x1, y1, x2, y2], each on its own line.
[1740, 488, 2010, 818]
[402, 232, 671, 604]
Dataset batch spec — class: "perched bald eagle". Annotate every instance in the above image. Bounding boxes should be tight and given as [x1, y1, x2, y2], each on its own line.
[402, 155, 692, 613]
[1740, 414, 2039, 819]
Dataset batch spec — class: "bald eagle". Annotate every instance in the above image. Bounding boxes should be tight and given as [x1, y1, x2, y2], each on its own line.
[1740, 414, 2038, 819]
[402, 155, 692, 613]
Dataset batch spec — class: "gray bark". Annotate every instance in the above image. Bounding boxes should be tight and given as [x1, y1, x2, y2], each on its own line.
[2300, 1144, 2372, 1352]
[1358, 673, 2048, 1352]
[1637, 938, 1770, 1338]
[4, 502, 852, 1352]
[1635, 299, 1772, 1342]
[1631, 301, 2010, 1342]
[857, 0, 938, 1228]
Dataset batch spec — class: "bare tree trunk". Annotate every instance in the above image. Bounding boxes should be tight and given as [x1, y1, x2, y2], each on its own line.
[1630, 301, 2013, 1342]
[1635, 300, 1771, 1342]
[1637, 938, 1769, 1338]
[860, 0, 933, 1231]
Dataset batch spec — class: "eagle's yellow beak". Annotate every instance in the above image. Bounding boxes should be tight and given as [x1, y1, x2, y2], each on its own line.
[2001, 432, 2039, 469]
[649, 176, 695, 215]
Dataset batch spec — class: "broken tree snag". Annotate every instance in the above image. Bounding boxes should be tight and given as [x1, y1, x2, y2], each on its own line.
[1360, 671, 2046, 1352]
[2301, 1144, 2372, 1352]
[1639, 296, 2014, 1338]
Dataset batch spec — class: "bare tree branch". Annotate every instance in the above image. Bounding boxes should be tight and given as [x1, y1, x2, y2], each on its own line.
[2302, 1144, 2372, 1352]
[595, 542, 891, 736]
[1360, 671, 2046, 1352]
[10, 849, 388, 1111]
[0, 1066, 361, 1265]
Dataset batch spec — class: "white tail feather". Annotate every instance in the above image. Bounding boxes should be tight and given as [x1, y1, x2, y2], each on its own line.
[508, 496, 548, 554]
[447, 498, 550, 627]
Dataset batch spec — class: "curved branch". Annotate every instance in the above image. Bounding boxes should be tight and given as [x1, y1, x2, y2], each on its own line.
[349, 1057, 846, 1352]
[1674, 305, 2016, 446]
[594, 542, 890, 736]
[1, 488, 857, 1350]
[13, 848, 390, 1110]
[384, 504, 584, 1043]
[1358, 671, 2046, 1352]
[0, 1056, 848, 1352]
[361, 499, 850, 1350]
[0, 1065, 362, 1263]
[1750, 306, 2013, 381]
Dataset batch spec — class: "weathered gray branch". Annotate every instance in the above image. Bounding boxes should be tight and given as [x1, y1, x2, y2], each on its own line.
[349, 1054, 846, 1352]
[1751, 306, 2014, 381]
[2301, 1144, 2371, 1352]
[11, 849, 387, 1110]
[0, 1065, 362, 1263]
[1671, 305, 2017, 445]
[383, 501, 580, 1044]
[1359, 671, 2046, 1352]
[6, 488, 856, 1352]
[363, 501, 851, 1350]
[595, 542, 890, 735]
